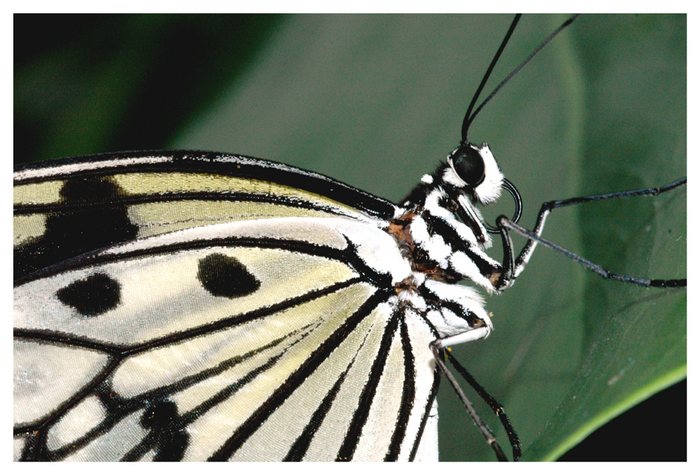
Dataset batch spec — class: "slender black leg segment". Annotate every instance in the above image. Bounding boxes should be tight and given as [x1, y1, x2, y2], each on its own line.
[503, 177, 686, 287]
[549, 177, 686, 207]
[444, 351, 522, 461]
[500, 218, 685, 287]
[430, 344, 509, 461]
[495, 224, 516, 289]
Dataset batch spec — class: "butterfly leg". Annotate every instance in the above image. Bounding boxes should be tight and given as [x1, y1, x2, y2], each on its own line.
[420, 282, 520, 461]
[429, 343, 520, 461]
[495, 177, 686, 289]
[443, 348, 521, 461]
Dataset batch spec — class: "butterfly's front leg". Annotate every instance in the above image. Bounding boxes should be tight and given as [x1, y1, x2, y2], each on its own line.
[417, 279, 492, 349]
[417, 280, 520, 462]
[496, 177, 687, 288]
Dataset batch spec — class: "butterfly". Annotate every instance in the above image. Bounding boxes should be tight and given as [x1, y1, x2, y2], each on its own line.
[13, 13, 688, 462]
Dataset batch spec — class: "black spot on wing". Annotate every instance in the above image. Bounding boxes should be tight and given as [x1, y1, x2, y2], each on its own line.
[197, 253, 260, 298]
[141, 399, 189, 461]
[56, 272, 121, 317]
[15, 176, 138, 279]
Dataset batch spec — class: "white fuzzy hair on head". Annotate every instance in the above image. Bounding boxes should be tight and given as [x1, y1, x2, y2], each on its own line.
[443, 143, 504, 204]
[472, 143, 503, 204]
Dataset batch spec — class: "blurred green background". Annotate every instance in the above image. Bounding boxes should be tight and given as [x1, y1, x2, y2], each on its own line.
[14, 14, 686, 461]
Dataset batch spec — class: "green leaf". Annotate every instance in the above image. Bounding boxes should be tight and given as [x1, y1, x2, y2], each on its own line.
[16, 14, 686, 461]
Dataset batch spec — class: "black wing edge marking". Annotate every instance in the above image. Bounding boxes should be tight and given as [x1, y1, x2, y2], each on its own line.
[14, 189, 353, 219]
[14, 233, 392, 291]
[282, 315, 381, 461]
[282, 365, 350, 461]
[13, 150, 397, 219]
[120, 322, 320, 462]
[407, 312, 441, 462]
[408, 370, 440, 461]
[38, 320, 322, 462]
[334, 308, 401, 461]
[285, 307, 417, 462]
[14, 276, 364, 359]
[207, 288, 394, 461]
[384, 317, 417, 461]
[13, 277, 364, 461]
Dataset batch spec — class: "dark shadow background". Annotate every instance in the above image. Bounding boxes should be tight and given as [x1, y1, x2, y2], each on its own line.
[560, 380, 685, 461]
[15, 14, 284, 163]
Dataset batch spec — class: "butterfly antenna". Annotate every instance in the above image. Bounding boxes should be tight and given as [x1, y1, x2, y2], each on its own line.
[461, 14, 521, 145]
[462, 14, 580, 143]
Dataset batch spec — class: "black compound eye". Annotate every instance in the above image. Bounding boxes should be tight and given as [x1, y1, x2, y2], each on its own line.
[450, 145, 485, 187]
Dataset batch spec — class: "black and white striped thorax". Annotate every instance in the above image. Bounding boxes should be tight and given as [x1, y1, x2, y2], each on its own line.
[388, 143, 510, 348]
[14, 147, 518, 460]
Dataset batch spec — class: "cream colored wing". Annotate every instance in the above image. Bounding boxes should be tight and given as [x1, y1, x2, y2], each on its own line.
[14, 152, 397, 283]
[14, 217, 439, 461]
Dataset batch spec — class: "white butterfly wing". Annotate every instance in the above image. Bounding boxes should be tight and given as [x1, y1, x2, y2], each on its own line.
[14, 154, 440, 461]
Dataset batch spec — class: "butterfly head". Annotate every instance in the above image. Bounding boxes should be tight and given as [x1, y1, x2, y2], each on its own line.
[398, 142, 522, 255]
[445, 143, 503, 205]
[444, 143, 523, 236]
